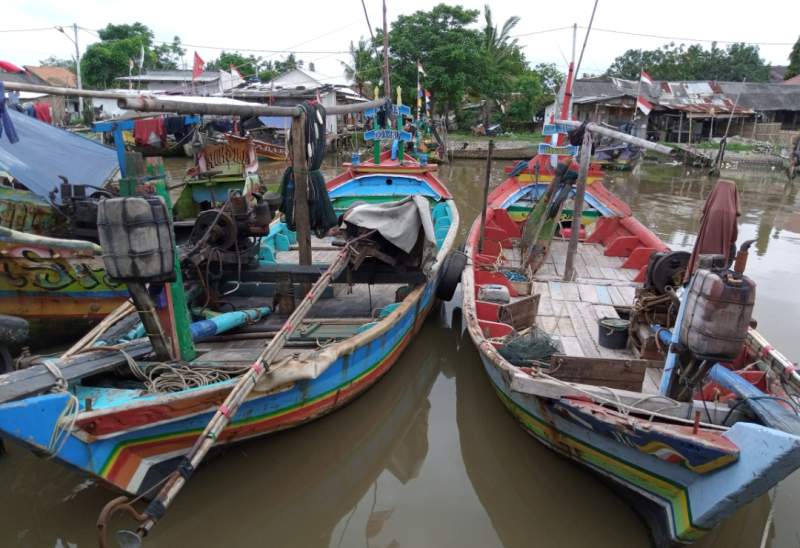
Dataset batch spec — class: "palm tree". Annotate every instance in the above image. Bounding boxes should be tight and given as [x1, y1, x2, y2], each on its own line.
[340, 38, 377, 97]
[479, 5, 521, 126]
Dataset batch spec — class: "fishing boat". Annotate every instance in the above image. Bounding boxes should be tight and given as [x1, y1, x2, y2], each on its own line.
[224, 133, 287, 162]
[0, 134, 459, 529]
[460, 123, 800, 547]
[0, 107, 128, 341]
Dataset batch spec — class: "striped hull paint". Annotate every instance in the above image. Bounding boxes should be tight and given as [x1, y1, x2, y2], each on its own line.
[3, 279, 437, 496]
[478, 354, 706, 544]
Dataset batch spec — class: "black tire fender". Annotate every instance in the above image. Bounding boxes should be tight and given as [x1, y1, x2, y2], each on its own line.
[436, 250, 467, 301]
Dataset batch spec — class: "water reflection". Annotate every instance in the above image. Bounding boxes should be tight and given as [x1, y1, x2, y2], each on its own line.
[1, 159, 799, 547]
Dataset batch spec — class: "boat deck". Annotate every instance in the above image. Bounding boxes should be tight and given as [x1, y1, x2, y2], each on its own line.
[499, 238, 641, 361]
[194, 235, 403, 365]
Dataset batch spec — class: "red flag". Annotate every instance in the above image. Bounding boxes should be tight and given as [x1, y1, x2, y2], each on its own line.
[229, 64, 243, 78]
[192, 52, 205, 80]
[640, 70, 653, 86]
[636, 95, 653, 115]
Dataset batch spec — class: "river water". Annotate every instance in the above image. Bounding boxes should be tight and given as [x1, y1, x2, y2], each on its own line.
[1, 158, 798, 548]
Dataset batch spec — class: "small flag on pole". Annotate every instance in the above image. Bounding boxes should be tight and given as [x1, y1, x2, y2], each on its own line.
[636, 95, 653, 115]
[417, 61, 426, 76]
[192, 52, 205, 80]
[640, 70, 653, 86]
[230, 64, 243, 78]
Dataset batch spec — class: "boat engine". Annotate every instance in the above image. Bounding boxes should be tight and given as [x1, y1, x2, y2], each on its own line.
[187, 191, 276, 266]
[54, 177, 115, 241]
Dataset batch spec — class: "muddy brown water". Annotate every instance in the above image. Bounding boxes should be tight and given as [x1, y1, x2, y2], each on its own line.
[1, 158, 798, 547]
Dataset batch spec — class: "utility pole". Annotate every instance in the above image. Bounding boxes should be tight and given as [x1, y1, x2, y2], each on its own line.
[72, 24, 83, 116]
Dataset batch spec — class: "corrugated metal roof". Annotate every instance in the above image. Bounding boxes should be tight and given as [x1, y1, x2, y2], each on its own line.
[571, 77, 800, 113]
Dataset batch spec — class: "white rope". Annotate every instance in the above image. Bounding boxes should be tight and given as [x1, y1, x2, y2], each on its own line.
[41, 358, 80, 458]
[527, 368, 727, 430]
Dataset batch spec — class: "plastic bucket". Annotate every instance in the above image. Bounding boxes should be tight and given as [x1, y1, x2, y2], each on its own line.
[598, 317, 629, 349]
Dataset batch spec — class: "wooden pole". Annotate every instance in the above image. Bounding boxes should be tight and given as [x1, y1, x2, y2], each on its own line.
[563, 132, 593, 281]
[677, 112, 684, 144]
[290, 112, 312, 267]
[382, 0, 391, 99]
[477, 140, 495, 254]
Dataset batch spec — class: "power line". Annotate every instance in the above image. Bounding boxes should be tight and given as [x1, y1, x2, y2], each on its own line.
[0, 26, 64, 33]
[511, 25, 573, 38]
[584, 26, 795, 47]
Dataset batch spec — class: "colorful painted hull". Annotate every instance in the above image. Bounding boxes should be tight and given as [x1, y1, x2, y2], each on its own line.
[0, 152, 458, 497]
[0, 227, 128, 336]
[461, 174, 800, 546]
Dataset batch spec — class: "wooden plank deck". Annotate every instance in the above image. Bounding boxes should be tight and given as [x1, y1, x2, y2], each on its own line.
[532, 239, 641, 360]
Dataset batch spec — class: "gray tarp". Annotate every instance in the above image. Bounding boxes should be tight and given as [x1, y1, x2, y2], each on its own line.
[0, 108, 119, 203]
[342, 195, 438, 274]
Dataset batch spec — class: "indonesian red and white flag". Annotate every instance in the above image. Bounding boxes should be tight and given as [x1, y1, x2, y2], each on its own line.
[230, 64, 243, 79]
[192, 52, 205, 80]
[640, 70, 653, 86]
[636, 95, 654, 115]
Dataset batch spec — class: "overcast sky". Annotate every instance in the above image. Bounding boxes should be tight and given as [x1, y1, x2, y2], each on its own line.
[3, 0, 798, 81]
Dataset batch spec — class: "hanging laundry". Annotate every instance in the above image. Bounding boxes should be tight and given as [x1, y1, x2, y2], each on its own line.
[33, 103, 52, 125]
[134, 117, 166, 147]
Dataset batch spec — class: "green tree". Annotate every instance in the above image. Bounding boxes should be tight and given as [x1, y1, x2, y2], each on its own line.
[274, 53, 303, 74]
[340, 38, 381, 96]
[39, 56, 76, 72]
[380, 4, 482, 120]
[606, 42, 769, 82]
[80, 22, 185, 88]
[787, 35, 800, 80]
[475, 5, 525, 125]
[206, 51, 263, 79]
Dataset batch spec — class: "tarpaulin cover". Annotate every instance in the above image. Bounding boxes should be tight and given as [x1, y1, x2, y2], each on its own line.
[342, 195, 438, 273]
[0, 108, 118, 203]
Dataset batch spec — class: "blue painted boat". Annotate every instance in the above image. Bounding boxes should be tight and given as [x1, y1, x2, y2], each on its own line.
[0, 151, 459, 503]
[461, 164, 800, 546]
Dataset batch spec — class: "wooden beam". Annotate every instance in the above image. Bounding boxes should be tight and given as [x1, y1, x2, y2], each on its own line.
[564, 131, 592, 281]
[0, 340, 153, 404]
[237, 263, 427, 285]
[290, 112, 312, 266]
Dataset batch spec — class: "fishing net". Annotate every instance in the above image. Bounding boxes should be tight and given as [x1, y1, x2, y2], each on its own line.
[279, 102, 338, 238]
[498, 327, 562, 366]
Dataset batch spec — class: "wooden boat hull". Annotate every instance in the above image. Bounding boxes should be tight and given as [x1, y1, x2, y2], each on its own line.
[461, 172, 800, 546]
[473, 352, 799, 546]
[0, 153, 458, 497]
[0, 228, 127, 336]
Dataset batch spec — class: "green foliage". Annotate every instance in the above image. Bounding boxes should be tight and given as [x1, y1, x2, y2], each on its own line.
[206, 51, 264, 79]
[380, 4, 482, 113]
[606, 42, 769, 82]
[341, 38, 381, 96]
[274, 53, 303, 75]
[39, 56, 76, 72]
[787, 35, 800, 80]
[81, 22, 185, 89]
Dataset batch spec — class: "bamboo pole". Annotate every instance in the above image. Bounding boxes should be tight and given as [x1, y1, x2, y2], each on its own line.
[0, 80, 388, 118]
[555, 119, 676, 157]
[563, 132, 592, 281]
[127, 246, 352, 544]
[477, 140, 495, 253]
